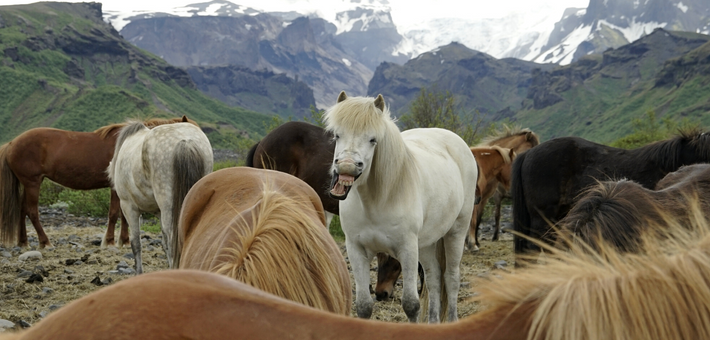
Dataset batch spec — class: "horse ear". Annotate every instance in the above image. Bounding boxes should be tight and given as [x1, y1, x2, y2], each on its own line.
[181, 115, 189, 122]
[337, 91, 348, 103]
[374, 94, 385, 112]
[509, 148, 516, 161]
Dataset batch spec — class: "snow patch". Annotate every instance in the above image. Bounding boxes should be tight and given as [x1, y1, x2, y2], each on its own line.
[342, 58, 351, 66]
[198, 3, 227, 16]
[596, 18, 666, 43]
[245, 24, 252, 30]
[676, 2, 688, 13]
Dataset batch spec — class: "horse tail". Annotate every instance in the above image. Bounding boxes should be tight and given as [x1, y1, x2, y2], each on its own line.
[511, 151, 531, 259]
[170, 140, 209, 268]
[245, 141, 259, 167]
[0, 143, 22, 247]
[215, 187, 351, 315]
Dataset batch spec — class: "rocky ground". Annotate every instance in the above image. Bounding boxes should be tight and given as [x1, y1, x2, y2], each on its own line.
[0, 206, 513, 331]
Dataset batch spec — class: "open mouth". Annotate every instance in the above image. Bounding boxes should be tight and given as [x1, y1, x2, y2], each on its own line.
[329, 172, 356, 200]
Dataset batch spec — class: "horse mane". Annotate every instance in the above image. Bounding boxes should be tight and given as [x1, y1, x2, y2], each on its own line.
[213, 186, 348, 314]
[107, 120, 147, 183]
[480, 124, 540, 147]
[324, 95, 418, 206]
[634, 128, 710, 171]
[93, 123, 126, 139]
[477, 202, 710, 340]
[490, 145, 513, 164]
[556, 180, 662, 252]
[93, 116, 196, 140]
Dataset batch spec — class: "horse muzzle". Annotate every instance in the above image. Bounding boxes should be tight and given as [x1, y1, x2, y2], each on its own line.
[329, 160, 361, 200]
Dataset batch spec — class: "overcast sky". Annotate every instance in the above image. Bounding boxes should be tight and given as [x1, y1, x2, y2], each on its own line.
[0, 0, 590, 27]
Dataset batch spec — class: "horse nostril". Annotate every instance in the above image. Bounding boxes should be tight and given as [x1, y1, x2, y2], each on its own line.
[356, 162, 364, 168]
[375, 291, 390, 301]
[334, 158, 339, 164]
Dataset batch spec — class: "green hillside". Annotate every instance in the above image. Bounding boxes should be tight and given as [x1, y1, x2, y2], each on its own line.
[0, 2, 271, 147]
[508, 29, 710, 143]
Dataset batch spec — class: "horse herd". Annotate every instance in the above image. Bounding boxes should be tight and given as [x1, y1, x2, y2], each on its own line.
[1, 92, 710, 339]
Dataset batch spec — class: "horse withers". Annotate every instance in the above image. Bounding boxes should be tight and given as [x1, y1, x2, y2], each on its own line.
[175, 167, 351, 315]
[326, 91, 477, 323]
[108, 117, 212, 273]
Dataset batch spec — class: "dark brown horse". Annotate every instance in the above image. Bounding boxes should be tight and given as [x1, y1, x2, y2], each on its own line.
[246, 121, 338, 218]
[512, 129, 710, 261]
[557, 164, 710, 252]
[0, 117, 194, 249]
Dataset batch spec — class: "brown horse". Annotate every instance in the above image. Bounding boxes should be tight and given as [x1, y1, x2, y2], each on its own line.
[466, 146, 516, 251]
[0, 117, 196, 249]
[478, 125, 539, 242]
[557, 163, 710, 252]
[176, 167, 351, 315]
[6, 212, 710, 339]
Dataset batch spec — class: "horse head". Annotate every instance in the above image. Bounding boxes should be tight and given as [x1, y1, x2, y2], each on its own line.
[325, 91, 388, 200]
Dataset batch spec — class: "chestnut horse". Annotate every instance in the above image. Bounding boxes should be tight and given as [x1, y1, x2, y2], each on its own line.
[557, 164, 710, 252]
[466, 146, 515, 251]
[477, 126, 539, 243]
[0, 117, 192, 249]
[175, 167, 351, 315]
[6, 213, 710, 339]
[512, 129, 710, 261]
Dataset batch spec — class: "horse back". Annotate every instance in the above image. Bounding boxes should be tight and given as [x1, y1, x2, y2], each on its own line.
[7, 128, 116, 189]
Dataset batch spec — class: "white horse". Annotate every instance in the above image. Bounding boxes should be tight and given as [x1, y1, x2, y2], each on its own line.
[107, 117, 213, 273]
[325, 92, 478, 323]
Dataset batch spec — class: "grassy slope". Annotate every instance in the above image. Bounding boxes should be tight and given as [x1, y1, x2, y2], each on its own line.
[514, 33, 710, 143]
[0, 3, 270, 146]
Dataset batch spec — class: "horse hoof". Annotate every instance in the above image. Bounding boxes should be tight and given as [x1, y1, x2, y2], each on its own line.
[471, 245, 479, 252]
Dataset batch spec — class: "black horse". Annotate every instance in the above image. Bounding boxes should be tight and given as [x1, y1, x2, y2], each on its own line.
[512, 129, 710, 260]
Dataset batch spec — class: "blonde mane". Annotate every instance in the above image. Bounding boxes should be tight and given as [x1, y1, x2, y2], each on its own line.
[476, 204, 710, 340]
[93, 116, 197, 140]
[324, 95, 418, 206]
[491, 145, 513, 164]
[480, 124, 540, 147]
[214, 186, 349, 315]
[93, 123, 126, 139]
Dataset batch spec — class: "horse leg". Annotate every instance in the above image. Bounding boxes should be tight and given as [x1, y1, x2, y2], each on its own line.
[467, 204, 485, 251]
[492, 190, 504, 241]
[345, 239, 374, 319]
[102, 189, 120, 247]
[159, 208, 175, 269]
[123, 204, 143, 274]
[23, 183, 51, 248]
[441, 224, 467, 322]
[396, 246, 421, 323]
[419, 243, 441, 323]
[118, 209, 129, 247]
[325, 212, 334, 231]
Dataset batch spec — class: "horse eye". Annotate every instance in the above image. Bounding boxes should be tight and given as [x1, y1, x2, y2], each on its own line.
[334, 134, 339, 140]
[370, 138, 376, 144]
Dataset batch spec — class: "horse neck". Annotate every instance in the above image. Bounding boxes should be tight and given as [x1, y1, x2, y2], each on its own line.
[359, 124, 418, 205]
[626, 139, 684, 185]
